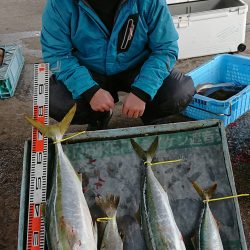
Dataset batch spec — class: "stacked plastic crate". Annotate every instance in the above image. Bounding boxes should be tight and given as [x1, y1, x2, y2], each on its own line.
[0, 45, 24, 99]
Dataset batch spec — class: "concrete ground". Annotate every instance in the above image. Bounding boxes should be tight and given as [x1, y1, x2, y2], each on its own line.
[0, 0, 249, 249]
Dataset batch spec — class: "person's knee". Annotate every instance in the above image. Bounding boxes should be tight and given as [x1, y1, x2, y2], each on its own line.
[173, 74, 195, 111]
[159, 72, 195, 114]
[49, 75, 76, 122]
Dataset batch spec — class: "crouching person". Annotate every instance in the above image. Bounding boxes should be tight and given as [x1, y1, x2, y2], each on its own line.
[41, 0, 195, 130]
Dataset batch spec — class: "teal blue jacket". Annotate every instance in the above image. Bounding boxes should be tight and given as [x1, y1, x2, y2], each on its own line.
[41, 0, 179, 100]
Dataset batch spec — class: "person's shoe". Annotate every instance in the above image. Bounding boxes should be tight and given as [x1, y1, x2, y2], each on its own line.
[86, 110, 113, 131]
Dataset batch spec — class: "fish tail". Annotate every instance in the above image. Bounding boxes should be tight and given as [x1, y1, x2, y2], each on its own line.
[192, 181, 217, 200]
[25, 104, 76, 141]
[96, 194, 120, 218]
[130, 136, 159, 163]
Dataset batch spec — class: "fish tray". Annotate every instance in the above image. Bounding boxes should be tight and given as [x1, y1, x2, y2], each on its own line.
[0, 44, 24, 99]
[18, 120, 247, 249]
[182, 54, 250, 126]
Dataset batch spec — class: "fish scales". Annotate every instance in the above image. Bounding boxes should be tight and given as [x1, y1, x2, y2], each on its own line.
[131, 137, 186, 250]
[198, 204, 224, 250]
[26, 105, 97, 250]
[192, 182, 224, 250]
[142, 165, 186, 250]
[47, 144, 96, 249]
[100, 219, 122, 250]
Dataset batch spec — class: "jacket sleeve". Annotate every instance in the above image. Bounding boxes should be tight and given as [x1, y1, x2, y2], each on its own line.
[41, 0, 98, 99]
[132, 0, 179, 100]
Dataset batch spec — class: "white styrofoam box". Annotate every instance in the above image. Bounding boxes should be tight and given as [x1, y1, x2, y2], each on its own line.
[167, 0, 198, 4]
[168, 0, 248, 59]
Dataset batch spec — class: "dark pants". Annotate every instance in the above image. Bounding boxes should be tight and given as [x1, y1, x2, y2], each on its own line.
[49, 66, 195, 125]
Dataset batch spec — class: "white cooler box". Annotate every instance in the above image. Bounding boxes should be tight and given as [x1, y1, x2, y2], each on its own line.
[168, 0, 248, 59]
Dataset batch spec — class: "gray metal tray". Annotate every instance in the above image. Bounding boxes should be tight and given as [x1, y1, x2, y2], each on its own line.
[18, 120, 247, 250]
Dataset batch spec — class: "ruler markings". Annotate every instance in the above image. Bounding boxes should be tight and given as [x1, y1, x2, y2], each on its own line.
[26, 63, 49, 250]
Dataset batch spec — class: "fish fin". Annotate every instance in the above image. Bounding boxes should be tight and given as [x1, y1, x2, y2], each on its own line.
[58, 104, 77, 136]
[216, 220, 221, 229]
[77, 172, 82, 183]
[130, 136, 159, 163]
[206, 183, 217, 199]
[192, 181, 217, 200]
[134, 206, 141, 225]
[213, 215, 221, 229]
[93, 221, 98, 246]
[191, 234, 198, 249]
[25, 116, 52, 137]
[192, 181, 206, 200]
[120, 230, 125, 242]
[25, 104, 76, 141]
[147, 136, 159, 160]
[130, 139, 147, 161]
[95, 194, 119, 218]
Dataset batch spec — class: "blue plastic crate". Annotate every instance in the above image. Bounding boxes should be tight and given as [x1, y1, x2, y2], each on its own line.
[0, 44, 24, 99]
[183, 54, 250, 126]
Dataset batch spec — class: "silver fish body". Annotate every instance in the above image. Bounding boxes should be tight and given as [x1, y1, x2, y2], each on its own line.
[198, 203, 224, 250]
[100, 219, 123, 250]
[131, 137, 186, 250]
[141, 165, 186, 250]
[46, 144, 97, 250]
[192, 182, 224, 250]
[26, 105, 97, 250]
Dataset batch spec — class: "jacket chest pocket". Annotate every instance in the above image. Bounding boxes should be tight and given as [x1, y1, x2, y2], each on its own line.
[117, 14, 147, 54]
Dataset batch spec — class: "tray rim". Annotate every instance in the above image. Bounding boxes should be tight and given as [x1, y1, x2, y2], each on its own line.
[17, 119, 247, 250]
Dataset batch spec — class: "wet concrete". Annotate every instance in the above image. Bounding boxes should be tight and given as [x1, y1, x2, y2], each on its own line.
[0, 0, 250, 249]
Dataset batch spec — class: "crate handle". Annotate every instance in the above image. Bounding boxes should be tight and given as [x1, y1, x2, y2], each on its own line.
[188, 102, 232, 117]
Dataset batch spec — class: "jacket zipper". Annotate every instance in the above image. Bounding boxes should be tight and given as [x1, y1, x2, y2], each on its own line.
[114, 0, 128, 23]
[80, 0, 110, 37]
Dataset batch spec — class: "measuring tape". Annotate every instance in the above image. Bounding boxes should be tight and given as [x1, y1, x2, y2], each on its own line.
[26, 63, 49, 250]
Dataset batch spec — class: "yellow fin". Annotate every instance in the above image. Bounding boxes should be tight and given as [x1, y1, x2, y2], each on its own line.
[58, 104, 77, 136]
[96, 194, 120, 218]
[25, 104, 77, 142]
[77, 172, 82, 183]
[130, 136, 159, 163]
[192, 181, 217, 200]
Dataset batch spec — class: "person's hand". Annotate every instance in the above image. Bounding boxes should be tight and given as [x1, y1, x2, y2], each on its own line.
[122, 92, 146, 118]
[90, 88, 115, 112]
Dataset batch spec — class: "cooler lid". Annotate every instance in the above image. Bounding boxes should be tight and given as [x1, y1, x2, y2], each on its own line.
[167, 0, 201, 4]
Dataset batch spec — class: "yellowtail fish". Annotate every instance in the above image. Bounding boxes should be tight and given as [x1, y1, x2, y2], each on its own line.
[131, 137, 186, 250]
[26, 104, 97, 250]
[96, 194, 123, 250]
[192, 182, 224, 250]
